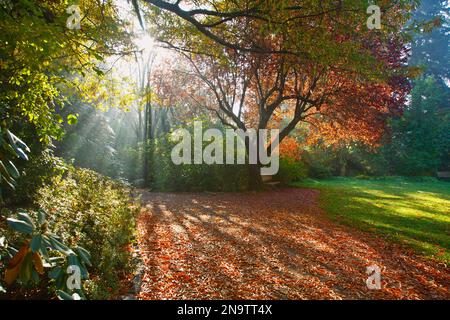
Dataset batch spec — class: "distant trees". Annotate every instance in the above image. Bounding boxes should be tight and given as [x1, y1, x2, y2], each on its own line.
[387, 76, 450, 175]
[387, 0, 450, 175]
[410, 0, 449, 85]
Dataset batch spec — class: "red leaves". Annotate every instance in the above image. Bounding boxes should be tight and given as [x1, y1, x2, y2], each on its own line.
[135, 190, 450, 300]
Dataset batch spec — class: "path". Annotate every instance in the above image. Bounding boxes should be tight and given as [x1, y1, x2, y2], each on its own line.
[135, 189, 449, 299]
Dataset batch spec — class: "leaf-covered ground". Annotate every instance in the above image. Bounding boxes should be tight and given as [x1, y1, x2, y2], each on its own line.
[135, 189, 449, 300]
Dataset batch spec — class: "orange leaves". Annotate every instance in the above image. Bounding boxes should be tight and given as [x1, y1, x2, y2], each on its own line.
[279, 136, 301, 161]
[5, 264, 22, 286]
[32, 253, 44, 275]
[135, 190, 450, 300]
[4, 243, 44, 285]
[7, 244, 28, 269]
[5, 244, 29, 285]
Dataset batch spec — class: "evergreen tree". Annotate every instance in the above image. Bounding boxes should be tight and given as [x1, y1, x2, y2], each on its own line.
[388, 77, 450, 175]
[410, 0, 450, 85]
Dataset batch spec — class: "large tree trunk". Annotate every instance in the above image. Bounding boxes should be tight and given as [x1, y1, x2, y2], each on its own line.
[245, 131, 265, 190]
[248, 164, 264, 190]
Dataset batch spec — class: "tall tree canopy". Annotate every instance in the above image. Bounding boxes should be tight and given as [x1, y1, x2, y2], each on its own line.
[0, 0, 133, 194]
[1, 0, 132, 143]
[136, 0, 417, 186]
[387, 76, 450, 175]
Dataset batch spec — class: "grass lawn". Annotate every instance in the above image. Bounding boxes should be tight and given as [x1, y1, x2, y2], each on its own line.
[292, 177, 450, 263]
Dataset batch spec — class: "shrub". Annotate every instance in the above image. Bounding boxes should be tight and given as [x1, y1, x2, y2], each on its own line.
[0, 209, 91, 300]
[33, 167, 138, 299]
[151, 132, 249, 192]
[301, 149, 334, 179]
[276, 157, 308, 185]
[10, 151, 68, 205]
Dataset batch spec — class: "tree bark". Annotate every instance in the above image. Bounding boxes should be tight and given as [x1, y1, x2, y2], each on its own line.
[248, 164, 264, 191]
[143, 100, 152, 186]
[339, 144, 347, 177]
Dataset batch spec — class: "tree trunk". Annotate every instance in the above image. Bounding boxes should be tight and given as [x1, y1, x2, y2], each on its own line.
[339, 144, 347, 177]
[143, 102, 151, 186]
[340, 160, 347, 177]
[248, 164, 264, 190]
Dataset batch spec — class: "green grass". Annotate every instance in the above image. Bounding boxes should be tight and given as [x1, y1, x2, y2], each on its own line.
[292, 177, 450, 263]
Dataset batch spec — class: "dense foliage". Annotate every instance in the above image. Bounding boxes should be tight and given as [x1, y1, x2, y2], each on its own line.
[1, 161, 138, 299]
[35, 166, 138, 299]
[388, 77, 450, 175]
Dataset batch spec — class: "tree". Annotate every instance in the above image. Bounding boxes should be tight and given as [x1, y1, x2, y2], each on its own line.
[0, 0, 133, 195]
[387, 76, 450, 175]
[171, 22, 413, 187]
[409, 0, 450, 85]
[141, 0, 415, 56]
[0, 0, 132, 140]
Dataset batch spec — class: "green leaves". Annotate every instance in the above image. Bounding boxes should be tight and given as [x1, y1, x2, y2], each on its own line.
[68, 254, 89, 279]
[48, 266, 62, 279]
[37, 210, 46, 226]
[47, 235, 74, 256]
[5, 161, 20, 179]
[17, 211, 35, 228]
[75, 246, 92, 267]
[0, 160, 16, 190]
[0, 128, 30, 195]
[6, 130, 30, 161]
[30, 235, 43, 253]
[92, 67, 104, 77]
[7, 211, 37, 235]
[4, 208, 92, 299]
[67, 114, 78, 126]
[7, 218, 34, 235]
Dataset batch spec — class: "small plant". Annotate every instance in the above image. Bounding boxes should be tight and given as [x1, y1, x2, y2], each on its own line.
[1, 209, 91, 299]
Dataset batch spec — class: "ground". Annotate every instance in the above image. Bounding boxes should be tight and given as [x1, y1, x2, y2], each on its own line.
[135, 188, 449, 300]
[293, 178, 450, 262]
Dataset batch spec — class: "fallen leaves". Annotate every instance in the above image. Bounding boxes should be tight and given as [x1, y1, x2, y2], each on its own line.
[135, 189, 450, 300]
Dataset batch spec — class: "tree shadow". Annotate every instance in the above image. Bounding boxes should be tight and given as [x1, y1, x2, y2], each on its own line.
[137, 189, 450, 300]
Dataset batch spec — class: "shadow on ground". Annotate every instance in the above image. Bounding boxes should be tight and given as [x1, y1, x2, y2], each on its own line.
[135, 189, 449, 300]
